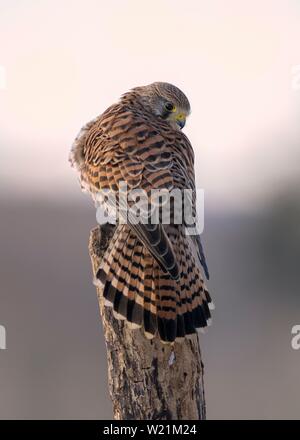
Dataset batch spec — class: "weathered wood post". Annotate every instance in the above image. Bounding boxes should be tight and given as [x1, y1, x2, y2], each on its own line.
[88, 224, 206, 420]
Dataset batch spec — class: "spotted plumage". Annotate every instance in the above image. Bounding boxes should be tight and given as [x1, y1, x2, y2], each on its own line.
[70, 82, 213, 342]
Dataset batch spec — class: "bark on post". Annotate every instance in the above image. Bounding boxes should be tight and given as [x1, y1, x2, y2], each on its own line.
[88, 224, 206, 420]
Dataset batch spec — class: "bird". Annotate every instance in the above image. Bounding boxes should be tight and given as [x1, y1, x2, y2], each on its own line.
[70, 82, 214, 343]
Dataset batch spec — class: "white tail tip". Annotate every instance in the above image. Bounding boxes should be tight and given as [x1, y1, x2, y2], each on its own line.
[104, 299, 113, 308]
[93, 277, 104, 288]
[208, 301, 215, 310]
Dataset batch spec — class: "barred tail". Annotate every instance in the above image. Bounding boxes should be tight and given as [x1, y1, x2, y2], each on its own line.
[95, 224, 213, 343]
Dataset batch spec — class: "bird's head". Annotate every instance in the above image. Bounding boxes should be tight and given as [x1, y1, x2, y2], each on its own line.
[131, 82, 191, 130]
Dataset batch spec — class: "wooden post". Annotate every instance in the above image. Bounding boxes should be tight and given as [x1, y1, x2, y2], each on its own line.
[88, 224, 206, 420]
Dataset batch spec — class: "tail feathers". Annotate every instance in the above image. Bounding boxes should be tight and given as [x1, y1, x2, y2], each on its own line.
[126, 241, 144, 328]
[143, 255, 157, 338]
[129, 221, 180, 280]
[95, 225, 213, 343]
[112, 232, 135, 318]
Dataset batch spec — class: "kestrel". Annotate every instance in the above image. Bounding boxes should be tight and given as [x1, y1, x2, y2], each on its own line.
[70, 82, 213, 342]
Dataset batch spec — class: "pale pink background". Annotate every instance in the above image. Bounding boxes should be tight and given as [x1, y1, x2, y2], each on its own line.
[0, 0, 300, 419]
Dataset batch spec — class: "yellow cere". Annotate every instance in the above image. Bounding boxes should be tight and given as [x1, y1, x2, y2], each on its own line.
[176, 113, 186, 121]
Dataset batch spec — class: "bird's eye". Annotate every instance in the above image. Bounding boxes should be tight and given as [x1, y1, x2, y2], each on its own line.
[164, 102, 174, 112]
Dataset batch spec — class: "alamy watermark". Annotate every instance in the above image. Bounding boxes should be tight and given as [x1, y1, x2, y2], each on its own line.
[0, 325, 6, 350]
[291, 65, 300, 91]
[291, 325, 300, 350]
[0, 66, 6, 90]
[95, 182, 205, 235]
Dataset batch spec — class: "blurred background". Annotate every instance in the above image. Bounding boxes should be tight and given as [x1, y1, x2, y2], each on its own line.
[1, 0, 300, 419]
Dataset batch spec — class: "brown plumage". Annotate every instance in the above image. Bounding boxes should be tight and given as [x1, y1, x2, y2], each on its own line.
[70, 82, 213, 342]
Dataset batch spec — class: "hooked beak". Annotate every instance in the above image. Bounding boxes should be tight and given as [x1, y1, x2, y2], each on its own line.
[175, 113, 186, 129]
[177, 119, 186, 129]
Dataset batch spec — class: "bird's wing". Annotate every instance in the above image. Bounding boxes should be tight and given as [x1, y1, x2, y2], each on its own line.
[192, 234, 210, 280]
[70, 104, 180, 279]
[167, 131, 210, 280]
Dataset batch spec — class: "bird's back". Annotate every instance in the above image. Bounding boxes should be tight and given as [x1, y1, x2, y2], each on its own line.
[70, 91, 213, 342]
